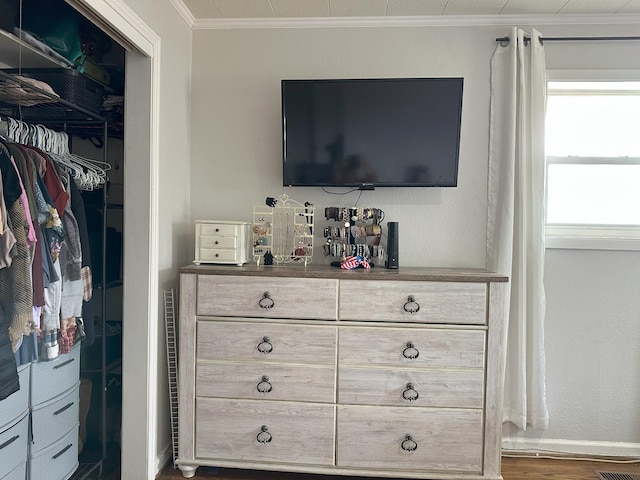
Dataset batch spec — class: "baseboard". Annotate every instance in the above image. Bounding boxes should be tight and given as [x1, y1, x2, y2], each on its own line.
[502, 437, 640, 458]
[154, 442, 174, 476]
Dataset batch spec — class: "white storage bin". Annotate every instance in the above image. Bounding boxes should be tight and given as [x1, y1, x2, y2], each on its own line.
[0, 460, 26, 480]
[31, 382, 80, 454]
[0, 413, 28, 478]
[28, 423, 79, 480]
[0, 363, 30, 431]
[30, 344, 80, 406]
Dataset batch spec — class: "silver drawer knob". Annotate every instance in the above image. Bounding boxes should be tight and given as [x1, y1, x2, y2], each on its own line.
[401, 434, 417, 452]
[256, 425, 272, 444]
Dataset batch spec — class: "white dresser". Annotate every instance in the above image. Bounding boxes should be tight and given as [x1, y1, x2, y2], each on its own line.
[193, 221, 251, 266]
[178, 264, 508, 480]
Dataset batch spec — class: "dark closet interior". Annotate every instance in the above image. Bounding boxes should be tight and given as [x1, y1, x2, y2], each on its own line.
[0, 0, 125, 478]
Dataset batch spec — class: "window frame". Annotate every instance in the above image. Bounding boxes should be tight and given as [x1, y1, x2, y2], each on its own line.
[545, 70, 640, 251]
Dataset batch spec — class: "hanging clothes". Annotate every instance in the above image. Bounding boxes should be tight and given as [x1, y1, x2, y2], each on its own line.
[0, 143, 34, 351]
[0, 166, 19, 401]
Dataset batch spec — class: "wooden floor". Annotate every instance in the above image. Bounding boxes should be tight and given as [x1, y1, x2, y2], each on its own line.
[150, 456, 640, 480]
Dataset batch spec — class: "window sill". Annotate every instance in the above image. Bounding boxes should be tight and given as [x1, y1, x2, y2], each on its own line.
[546, 226, 640, 251]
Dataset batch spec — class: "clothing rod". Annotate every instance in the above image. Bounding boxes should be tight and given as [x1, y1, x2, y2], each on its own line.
[496, 35, 640, 45]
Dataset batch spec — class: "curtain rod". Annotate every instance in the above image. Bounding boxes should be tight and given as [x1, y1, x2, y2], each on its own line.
[495, 35, 640, 46]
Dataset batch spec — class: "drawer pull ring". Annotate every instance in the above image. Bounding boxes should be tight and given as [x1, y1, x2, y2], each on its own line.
[257, 336, 273, 354]
[402, 383, 419, 401]
[259, 292, 275, 309]
[403, 295, 420, 314]
[257, 425, 272, 444]
[257, 375, 273, 394]
[401, 434, 418, 452]
[403, 342, 420, 359]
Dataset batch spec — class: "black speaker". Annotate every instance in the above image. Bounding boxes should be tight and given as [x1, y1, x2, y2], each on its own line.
[386, 222, 399, 269]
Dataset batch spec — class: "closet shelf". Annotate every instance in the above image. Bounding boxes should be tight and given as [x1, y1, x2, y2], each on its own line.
[0, 68, 106, 123]
[0, 28, 69, 69]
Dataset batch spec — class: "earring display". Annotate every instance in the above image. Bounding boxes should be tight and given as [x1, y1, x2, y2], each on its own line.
[252, 194, 314, 266]
[323, 206, 384, 264]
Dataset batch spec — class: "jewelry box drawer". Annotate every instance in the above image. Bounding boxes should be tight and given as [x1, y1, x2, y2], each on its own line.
[0, 413, 28, 479]
[199, 236, 237, 249]
[195, 398, 335, 466]
[198, 248, 240, 263]
[0, 363, 30, 431]
[198, 223, 241, 237]
[336, 405, 483, 473]
[28, 423, 78, 480]
[197, 361, 336, 403]
[338, 367, 484, 408]
[338, 326, 485, 369]
[31, 382, 80, 453]
[197, 321, 337, 364]
[339, 280, 487, 325]
[30, 344, 80, 406]
[196, 275, 338, 320]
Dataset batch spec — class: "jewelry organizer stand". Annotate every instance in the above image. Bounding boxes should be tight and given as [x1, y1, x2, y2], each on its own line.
[252, 194, 314, 266]
[323, 207, 385, 263]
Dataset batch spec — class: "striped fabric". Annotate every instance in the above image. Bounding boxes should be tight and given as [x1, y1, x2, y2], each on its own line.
[340, 255, 370, 270]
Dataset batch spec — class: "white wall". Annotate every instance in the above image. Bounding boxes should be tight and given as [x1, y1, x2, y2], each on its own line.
[190, 21, 640, 456]
[190, 26, 501, 268]
[118, 0, 193, 474]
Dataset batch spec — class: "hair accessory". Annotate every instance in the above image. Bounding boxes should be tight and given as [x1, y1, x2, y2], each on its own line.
[340, 255, 371, 270]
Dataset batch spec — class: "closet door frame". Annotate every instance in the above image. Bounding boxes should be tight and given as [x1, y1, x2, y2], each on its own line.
[65, 2, 161, 479]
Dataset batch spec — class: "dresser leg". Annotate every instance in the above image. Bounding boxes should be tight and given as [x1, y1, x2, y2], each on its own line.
[178, 465, 198, 478]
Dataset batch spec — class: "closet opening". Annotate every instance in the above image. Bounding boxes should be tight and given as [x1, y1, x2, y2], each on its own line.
[0, 0, 126, 478]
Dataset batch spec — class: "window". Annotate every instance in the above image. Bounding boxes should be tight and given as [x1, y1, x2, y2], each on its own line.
[545, 80, 640, 250]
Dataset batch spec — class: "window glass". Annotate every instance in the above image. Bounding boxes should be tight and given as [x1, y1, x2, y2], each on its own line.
[546, 81, 640, 230]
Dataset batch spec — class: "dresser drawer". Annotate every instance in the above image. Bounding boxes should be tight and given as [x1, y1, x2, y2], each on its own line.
[197, 361, 335, 403]
[199, 236, 237, 249]
[31, 382, 80, 454]
[339, 280, 487, 325]
[0, 414, 28, 479]
[336, 405, 483, 473]
[0, 363, 29, 431]
[30, 344, 80, 406]
[197, 321, 337, 364]
[28, 424, 78, 480]
[197, 275, 338, 320]
[338, 367, 483, 408]
[198, 222, 241, 237]
[195, 398, 335, 466]
[339, 326, 485, 369]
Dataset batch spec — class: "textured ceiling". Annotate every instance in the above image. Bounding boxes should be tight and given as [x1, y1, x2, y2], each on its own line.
[179, 0, 640, 20]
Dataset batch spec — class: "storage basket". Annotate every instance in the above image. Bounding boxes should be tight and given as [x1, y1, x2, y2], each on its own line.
[5, 68, 106, 114]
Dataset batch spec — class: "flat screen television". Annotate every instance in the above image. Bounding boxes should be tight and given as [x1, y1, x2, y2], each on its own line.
[282, 77, 464, 188]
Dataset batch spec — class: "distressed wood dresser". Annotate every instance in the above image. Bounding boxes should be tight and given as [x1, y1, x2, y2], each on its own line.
[177, 264, 508, 480]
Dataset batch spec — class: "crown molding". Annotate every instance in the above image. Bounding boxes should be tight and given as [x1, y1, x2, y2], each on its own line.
[169, 0, 195, 28]
[191, 13, 640, 30]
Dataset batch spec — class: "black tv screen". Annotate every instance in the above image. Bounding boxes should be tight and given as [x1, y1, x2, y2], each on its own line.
[282, 77, 464, 188]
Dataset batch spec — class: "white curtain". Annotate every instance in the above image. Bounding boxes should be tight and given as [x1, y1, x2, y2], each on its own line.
[487, 27, 549, 430]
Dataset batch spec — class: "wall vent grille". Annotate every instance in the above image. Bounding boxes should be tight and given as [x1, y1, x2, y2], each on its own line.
[595, 471, 640, 480]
